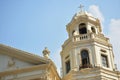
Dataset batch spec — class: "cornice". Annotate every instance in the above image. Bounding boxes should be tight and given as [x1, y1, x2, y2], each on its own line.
[62, 38, 111, 51]
[0, 60, 61, 80]
[62, 33, 112, 50]
[62, 68, 120, 80]
[0, 63, 49, 77]
[0, 44, 49, 64]
[47, 61, 61, 80]
[100, 67, 120, 77]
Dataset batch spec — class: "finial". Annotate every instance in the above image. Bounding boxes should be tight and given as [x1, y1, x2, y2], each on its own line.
[79, 4, 84, 12]
[42, 47, 50, 59]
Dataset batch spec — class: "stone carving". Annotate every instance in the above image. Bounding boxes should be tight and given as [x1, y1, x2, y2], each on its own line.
[73, 31, 78, 36]
[8, 57, 15, 67]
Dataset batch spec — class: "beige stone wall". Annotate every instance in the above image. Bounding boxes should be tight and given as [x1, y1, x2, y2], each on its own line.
[0, 53, 34, 72]
[61, 68, 120, 80]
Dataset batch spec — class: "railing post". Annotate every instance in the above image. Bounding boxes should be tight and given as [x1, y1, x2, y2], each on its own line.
[91, 33, 95, 39]
[72, 36, 75, 42]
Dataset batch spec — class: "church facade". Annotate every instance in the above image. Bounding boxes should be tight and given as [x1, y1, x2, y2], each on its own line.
[0, 8, 120, 80]
[0, 44, 60, 80]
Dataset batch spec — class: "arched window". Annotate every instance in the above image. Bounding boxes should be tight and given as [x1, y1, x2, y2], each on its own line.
[79, 23, 87, 34]
[81, 50, 90, 68]
[91, 27, 96, 33]
[65, 60, 71, 74]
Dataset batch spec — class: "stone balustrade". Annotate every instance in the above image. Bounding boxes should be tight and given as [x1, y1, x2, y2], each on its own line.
[79, 64, 93, 70]
[73, 34, 90, 42]
[73, 33, 109, 43]
[62, 33, 109, 49]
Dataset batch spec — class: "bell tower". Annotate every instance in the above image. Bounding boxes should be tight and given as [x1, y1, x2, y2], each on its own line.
[61, 8, 120, 80]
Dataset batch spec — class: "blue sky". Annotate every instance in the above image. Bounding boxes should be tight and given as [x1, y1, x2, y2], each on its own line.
[0, 0, 120, 73]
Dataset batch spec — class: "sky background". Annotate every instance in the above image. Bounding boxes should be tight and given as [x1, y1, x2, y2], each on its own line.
[0, 0, 120, 74]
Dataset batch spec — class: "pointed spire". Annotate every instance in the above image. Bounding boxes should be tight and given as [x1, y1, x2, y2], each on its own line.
[42, 47, 50, 59]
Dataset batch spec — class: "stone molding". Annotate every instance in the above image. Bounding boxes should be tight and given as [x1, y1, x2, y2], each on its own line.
[0, 44, 48, 64]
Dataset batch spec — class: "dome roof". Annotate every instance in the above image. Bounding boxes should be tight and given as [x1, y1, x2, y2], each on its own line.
[76, 11, 93, 17]
[73, 10, 96, 20]
[66, 10, 102, 33]
[67, 10, 100, 27]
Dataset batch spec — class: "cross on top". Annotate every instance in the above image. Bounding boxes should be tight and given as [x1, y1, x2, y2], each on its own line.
[79, 4, 84, 12]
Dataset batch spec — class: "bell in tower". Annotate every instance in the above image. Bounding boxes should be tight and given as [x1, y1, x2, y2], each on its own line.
[60, 5, 120, 80]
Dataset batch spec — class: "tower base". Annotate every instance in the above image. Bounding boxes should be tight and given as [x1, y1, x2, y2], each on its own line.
[62, 67, 120, 80]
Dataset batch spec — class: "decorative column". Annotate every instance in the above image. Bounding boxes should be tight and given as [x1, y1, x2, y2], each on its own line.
[73, 48, 78, 71]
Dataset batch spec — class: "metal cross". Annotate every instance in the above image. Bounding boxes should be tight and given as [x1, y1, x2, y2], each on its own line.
[79, 4, 84, 12]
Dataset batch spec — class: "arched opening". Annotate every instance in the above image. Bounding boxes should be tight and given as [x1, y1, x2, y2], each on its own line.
[81, 50, 89, 66]
[91, 27, 96, 33]
[79, 23, 87, 34]
[65, 60, 71, 74]
[80, 50, 91, 69]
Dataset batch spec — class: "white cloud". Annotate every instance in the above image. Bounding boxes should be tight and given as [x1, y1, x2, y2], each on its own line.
[108, 19, 120, 70]
[109, 19, 120, 35]
[89, 5, 104, 23]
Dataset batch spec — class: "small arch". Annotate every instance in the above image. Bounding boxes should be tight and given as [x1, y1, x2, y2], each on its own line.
[79, 23, 87, 34]
[81, 50, 90, 65]
[65, 60, 71, 74]
[91, 27, 96, 33]
[79, 49, 92, 69]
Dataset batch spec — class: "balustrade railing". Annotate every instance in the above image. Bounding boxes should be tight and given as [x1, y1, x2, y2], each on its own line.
[63, 33, 109, 48]
[73, 33, 91, 42]
[79, 64, 93, 70]
[73, 33, 109, 42]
